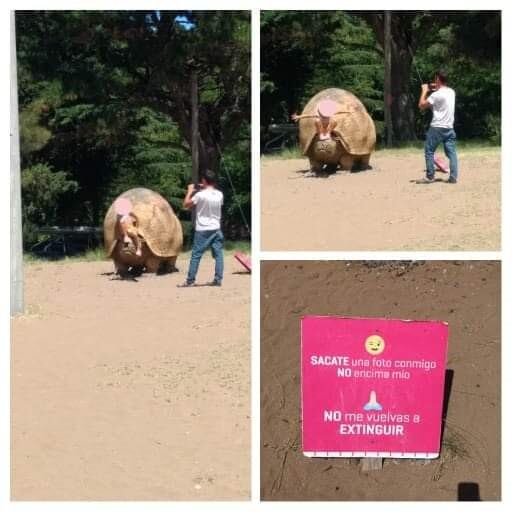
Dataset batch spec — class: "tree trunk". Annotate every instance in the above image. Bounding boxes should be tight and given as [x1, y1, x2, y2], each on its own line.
[190, 69, 199, 184]
[389, 28, 416, 141]
[168, 83, 221, 175]
[362, 13, 418, 142]
[383, 12, 393, 146]
[197, 125, 220, 174]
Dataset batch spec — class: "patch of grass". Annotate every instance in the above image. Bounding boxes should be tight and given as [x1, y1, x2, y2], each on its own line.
[262, 140, 500, 160]
[377, 139, 500, 156]
[442, 429, 471, 460]
[180, 240, 251, 257]
[23, 253, 42, 264]
[24, 247, 106, 264]
[224, 240, 251, 254]
[262, 146, 302, 160]
[70, 247, 106, 262]
[24, 242, 250, 264]
[432, 428, 471, 481]
[12, 302, 43, 319]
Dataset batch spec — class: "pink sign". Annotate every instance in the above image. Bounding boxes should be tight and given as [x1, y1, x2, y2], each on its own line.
[301, 316, 448, 459]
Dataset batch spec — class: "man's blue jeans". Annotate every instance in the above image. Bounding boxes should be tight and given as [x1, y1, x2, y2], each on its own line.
[186, 229, 224, 284]
[425, 127, 458, 181]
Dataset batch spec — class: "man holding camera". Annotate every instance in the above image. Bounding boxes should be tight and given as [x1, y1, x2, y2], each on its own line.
[181, 169, 224, 287]
[418, 70, 458, 184]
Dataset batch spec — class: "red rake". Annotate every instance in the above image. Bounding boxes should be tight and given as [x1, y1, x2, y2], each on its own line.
[434, 154, 449, 173]
[234, 252, 251, 273]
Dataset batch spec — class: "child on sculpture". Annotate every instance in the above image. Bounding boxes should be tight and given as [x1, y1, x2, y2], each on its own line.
[291, 99, 349, 140]
[114, 197, 142, 256]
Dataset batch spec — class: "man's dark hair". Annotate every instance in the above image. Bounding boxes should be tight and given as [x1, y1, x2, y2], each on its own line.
[201, 169, 217, 185]
[435, 70, 448, 85]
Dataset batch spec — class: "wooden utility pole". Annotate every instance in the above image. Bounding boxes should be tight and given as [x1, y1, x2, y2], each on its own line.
[190, 67, 199, 226]
[10, 11, 24, 315]
[191, 67, 199, 184]
[384, 10, 393, 147]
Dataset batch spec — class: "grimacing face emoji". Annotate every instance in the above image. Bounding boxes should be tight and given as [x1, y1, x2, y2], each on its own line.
[365, 335, 385, 356]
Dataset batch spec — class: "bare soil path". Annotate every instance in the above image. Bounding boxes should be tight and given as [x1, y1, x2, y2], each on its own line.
[261, 149, 500, 251]
[12, 256, 250, 500]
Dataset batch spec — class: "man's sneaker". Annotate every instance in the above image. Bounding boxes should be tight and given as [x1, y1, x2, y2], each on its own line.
[447, 177, 457, 184]
[208, 280, 222, 287]
[177, 281, 195, 288]
[418, 176, 435, 184]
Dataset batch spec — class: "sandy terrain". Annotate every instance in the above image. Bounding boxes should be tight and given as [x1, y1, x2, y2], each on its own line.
[261, 261, 500, 501]
[11, 255, 250, 500]
[261, 150, 500, 250]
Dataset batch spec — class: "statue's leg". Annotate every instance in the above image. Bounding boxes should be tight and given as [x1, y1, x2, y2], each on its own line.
[159, 257, 179, 274]
[114, 260, 130, 278]
[358, 154, 371, 170]
[339, 154, 354, 171]
[308, 158, 323, 174]
[144, 255, 161, 273]
[168, 256, 179, 272]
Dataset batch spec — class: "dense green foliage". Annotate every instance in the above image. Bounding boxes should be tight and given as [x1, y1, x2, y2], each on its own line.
[261, 11, 500, 146]
[16, 11, 251, 248]
[21, 163, 79, 245]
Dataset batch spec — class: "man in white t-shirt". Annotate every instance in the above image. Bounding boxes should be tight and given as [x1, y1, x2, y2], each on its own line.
[180, 169, 224, 286]
[418, 70, 459, 184]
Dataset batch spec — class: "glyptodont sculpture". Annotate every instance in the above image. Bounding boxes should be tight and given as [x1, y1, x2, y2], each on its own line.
[104, 187, 183, 276]
[298, 88, 376, 173]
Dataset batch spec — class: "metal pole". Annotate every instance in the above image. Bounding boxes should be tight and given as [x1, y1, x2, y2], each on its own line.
[384, 11, 393, 147]
[10, 11, 24, 315]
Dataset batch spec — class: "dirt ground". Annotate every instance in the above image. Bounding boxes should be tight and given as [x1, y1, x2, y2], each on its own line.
[11, 255, 250, 500]
[261, 261, 500, 501]
[261, 149, 500, 251]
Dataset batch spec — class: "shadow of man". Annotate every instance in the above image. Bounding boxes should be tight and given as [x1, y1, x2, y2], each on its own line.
[458, 482, 481, 501]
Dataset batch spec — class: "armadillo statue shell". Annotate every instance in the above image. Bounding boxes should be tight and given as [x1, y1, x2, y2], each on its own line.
[104, 188, 183, 258]
[299, 88, 376, 156]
